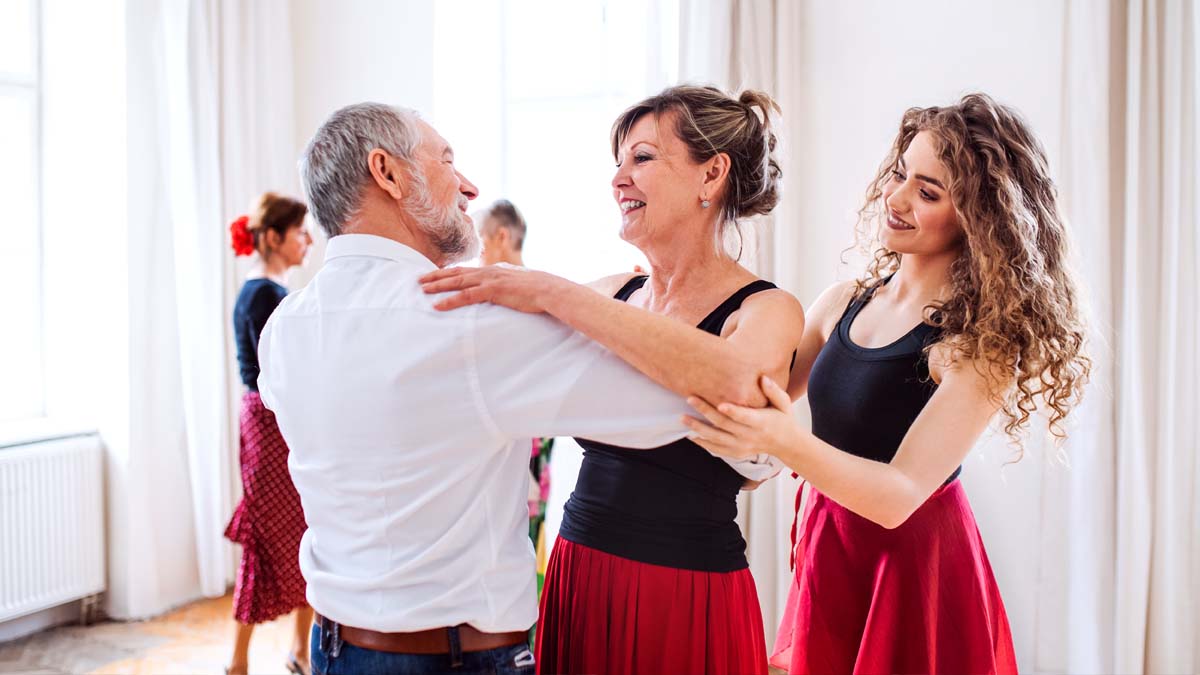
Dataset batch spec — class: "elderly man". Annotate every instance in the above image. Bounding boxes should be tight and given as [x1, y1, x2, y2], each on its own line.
[477, 199, 527, 267]
[256, 103, 692, 674]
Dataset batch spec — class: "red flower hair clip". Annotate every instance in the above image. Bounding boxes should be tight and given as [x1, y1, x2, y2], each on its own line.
[229, 215, 254, 256]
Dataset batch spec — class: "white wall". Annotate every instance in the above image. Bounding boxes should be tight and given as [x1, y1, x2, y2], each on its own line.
[776, 2, 1067, 670]
[288, 0, 436, 283]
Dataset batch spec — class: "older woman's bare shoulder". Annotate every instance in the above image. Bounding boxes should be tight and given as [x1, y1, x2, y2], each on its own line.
[585, 272, 642, 297]
[739, 285, 804, 318]
[729, 285, 805, 341]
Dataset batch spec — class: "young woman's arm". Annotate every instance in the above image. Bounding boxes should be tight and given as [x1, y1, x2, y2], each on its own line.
[785, 281, 857, 400]
[684, 350, 1001, 529]
[421, 266, 805, 408]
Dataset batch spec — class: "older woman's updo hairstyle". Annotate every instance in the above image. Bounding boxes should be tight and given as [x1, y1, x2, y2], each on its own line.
[610, 85, 783, 247]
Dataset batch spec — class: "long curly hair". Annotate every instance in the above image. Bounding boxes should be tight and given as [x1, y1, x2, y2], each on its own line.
[853, 93, 1090, 447]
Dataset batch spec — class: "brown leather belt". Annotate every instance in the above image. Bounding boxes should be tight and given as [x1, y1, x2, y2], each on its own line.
[314, 612, 527, 655]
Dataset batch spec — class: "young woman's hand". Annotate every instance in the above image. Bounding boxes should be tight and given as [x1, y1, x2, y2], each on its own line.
[420, 265, 577, 314]
[684, 375, 802, 461]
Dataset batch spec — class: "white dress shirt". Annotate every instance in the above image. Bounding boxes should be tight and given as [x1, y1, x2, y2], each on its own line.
[258, 234, 702, 633]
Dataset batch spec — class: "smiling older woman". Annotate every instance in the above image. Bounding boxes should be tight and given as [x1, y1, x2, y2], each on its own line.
[422, 85, 804, 675]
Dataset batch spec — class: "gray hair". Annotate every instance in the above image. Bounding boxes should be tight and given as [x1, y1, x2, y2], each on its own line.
[299, 102, 424, 237]
[479, 199, 527, 250]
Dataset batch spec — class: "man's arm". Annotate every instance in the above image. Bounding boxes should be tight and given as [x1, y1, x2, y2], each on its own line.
[466, 303, 691, 448]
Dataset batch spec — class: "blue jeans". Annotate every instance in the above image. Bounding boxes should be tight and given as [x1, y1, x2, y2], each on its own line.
[311, 621, 536, 675]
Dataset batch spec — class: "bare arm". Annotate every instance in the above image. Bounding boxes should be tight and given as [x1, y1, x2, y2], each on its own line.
[420, 266, 805, 407]
[786, 281, 857, 400]
[684, 353, 1002, 529]
[544, 281, 804, 407]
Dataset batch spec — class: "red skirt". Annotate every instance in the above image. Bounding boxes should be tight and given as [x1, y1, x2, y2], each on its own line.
[537, 538, 767, 675]
[772, 480, 1017, 675]
[223, 391, 308, 624]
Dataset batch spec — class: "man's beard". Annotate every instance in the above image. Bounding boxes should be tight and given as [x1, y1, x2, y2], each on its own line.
[407, 190, 480, 264]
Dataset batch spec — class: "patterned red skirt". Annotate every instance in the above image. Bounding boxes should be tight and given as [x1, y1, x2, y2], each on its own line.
[772, 480, 1017, 675]
[223, 391, 308, 624]
[536, 538, 767, 675]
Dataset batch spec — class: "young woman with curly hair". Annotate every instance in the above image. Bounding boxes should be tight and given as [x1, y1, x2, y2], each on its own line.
[683, 93, 1090, 675]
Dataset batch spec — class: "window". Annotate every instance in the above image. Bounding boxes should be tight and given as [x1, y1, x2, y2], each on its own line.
[433, 0, 679, 282]
[0, 0, 44, 422]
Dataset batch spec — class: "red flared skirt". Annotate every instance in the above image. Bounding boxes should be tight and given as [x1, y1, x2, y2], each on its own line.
[536, 538, 767, 675]
[223, 391, 308, 624]
[772, 480, 1017, 675]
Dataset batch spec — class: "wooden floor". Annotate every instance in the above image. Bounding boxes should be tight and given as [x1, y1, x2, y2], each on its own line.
[0, 594, 303, 675]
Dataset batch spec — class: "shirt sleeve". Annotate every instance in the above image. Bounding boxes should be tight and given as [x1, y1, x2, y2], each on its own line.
[466, 303, 690, 448]
[720, 454, 784, 481]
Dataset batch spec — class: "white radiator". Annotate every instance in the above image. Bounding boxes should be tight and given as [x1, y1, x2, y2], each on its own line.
[0, 434, 105, 622]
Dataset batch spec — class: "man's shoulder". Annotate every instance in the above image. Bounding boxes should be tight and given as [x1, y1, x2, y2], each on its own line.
[467, 301, 576, 339]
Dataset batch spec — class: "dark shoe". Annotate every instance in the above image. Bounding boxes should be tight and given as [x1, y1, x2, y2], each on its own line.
[286, 653, 311, 675]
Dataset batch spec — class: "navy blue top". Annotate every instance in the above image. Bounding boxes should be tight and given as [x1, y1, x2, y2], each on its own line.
[807, 278, 961, 483]
[559, 275, 781, 572]
[233, 278, 287, 391]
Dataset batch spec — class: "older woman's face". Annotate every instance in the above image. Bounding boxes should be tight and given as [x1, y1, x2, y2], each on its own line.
[880, 130, 962, 256]
[611, 111, 711, 247]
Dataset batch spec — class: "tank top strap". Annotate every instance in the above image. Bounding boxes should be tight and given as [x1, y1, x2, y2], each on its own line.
[837, 275, 893, 332]
[614, 275, 780, 335]
[696, 280, 778, 334]
[614, 275, 649, 301]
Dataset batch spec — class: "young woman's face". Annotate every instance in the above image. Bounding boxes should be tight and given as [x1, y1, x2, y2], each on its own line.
[880, 130, 962, 256]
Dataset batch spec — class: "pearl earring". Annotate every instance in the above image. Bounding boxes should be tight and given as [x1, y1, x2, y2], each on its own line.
[701, 199, 711, 209]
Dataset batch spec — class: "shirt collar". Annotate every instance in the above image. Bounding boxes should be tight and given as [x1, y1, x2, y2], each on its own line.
[324, 234, 438, 272]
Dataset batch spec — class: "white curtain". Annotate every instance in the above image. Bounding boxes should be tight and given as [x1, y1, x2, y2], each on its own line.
[1047, 1, 1200, 672]
[105, 0, 296, 619]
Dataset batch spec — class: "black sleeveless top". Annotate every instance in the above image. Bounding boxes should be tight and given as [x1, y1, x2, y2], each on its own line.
[807, 278, 961, 482]
[233, 278, 288, 391]
[559, 275, 779, 572]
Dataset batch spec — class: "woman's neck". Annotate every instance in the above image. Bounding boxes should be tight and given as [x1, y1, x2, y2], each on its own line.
[640, 235, 746, 314]
[249, 256, 289, 286]
[886, 249, 958, 305]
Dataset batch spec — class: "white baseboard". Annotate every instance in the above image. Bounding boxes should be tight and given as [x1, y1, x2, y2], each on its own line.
[0, 600, 83, 643]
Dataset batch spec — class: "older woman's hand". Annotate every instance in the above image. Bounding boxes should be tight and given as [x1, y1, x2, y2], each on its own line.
[420, 265, 576, 314]
[684, 375, 801, 462]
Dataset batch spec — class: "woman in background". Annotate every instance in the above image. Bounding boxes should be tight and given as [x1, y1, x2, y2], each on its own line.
[224, 192, 314, 675]
[685, 94, 1091, 674]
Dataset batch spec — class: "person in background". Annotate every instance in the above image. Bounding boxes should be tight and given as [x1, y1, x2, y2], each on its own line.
[477, 198, 528, 267]
[224, 192, 314, 675]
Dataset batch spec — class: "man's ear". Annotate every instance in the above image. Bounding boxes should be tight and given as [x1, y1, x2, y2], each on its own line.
[367, 149, 406, 201]
[495, 227, 511, 249]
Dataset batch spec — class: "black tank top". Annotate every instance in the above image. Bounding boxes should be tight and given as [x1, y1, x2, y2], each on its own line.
[558, 275, 779, 572]
[807, 278, 961, 482]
